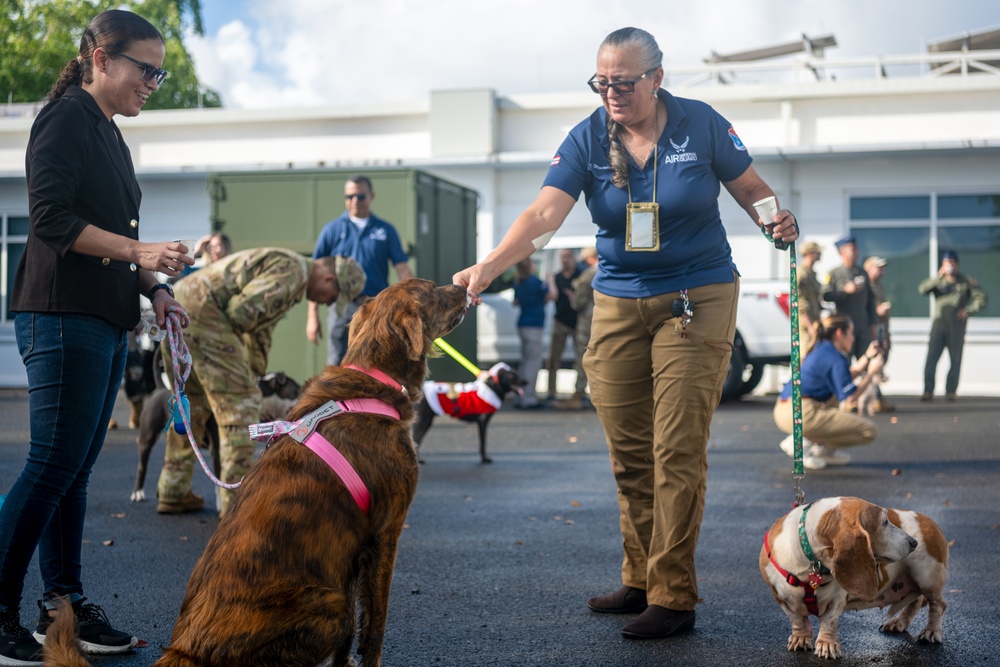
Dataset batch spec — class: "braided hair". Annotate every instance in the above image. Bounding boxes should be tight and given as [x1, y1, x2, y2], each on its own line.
[599, 28, 663, 189]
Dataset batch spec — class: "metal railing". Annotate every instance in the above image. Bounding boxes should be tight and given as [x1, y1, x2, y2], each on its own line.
[665, 49, 1000, 87]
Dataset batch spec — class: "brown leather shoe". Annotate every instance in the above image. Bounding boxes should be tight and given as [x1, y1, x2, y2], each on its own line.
[920, 392, 933, 402]
[157, 492, 205, 514]
[621, 605, 696, 639]
[945, 393, 957, 402]
[587, 586, 647, 614]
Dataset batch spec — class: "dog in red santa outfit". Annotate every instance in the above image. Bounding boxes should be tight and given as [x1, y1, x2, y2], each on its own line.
[413, 363, 527, 463]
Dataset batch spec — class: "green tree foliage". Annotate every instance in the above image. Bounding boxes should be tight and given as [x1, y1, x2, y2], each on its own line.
[1, 0, 222, 109]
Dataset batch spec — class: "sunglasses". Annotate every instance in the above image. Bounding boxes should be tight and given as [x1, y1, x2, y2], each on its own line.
[587, 67, 658, 96]
[345, 193, 368, 201]
[109, 51, 169, 86]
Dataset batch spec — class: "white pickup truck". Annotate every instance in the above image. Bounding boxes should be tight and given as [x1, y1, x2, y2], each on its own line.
[477, 277, 792, 401]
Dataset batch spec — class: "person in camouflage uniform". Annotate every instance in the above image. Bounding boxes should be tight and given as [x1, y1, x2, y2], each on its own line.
[156, 247, 366, 516]
[919, 251, 988, 402]
[863, 255, 894, 412]
[796, 240, 824, 350]
[554, 247, 598, 410]
[823, 236, 877, 361]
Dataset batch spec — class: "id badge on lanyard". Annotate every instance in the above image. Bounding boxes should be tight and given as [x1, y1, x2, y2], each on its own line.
[626, 202, 660, 251]
[625, 141, 660, 252]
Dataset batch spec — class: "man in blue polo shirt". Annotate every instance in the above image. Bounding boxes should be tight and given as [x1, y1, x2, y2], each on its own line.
[307, 175, 413, 364]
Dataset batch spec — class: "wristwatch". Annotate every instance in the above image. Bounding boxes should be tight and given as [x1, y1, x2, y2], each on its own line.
[148, 282, 174, 300]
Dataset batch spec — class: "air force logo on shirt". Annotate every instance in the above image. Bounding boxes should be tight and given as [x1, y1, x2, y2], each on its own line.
[728, 126, 748, 151]
[370, 228, 388, 242]
[664, 135, 697, 164]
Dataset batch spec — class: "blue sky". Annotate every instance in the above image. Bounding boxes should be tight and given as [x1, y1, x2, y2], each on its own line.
[186, 0, 999, 109]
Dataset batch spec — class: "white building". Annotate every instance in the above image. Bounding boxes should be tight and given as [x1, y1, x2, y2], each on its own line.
[1, 43, 999, 395]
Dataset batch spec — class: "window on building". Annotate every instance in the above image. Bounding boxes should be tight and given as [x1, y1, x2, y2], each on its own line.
[849, 194, 998, 319]
[2, 214, 29, 324]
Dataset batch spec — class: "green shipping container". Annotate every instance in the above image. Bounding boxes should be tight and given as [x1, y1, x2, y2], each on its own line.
[207, 169, 479, 384]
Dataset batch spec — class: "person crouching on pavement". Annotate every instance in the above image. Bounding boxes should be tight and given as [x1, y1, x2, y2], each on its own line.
[773, 314, 884, 470]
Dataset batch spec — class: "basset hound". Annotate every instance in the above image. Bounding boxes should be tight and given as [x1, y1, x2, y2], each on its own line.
[759, 496, 948, 659]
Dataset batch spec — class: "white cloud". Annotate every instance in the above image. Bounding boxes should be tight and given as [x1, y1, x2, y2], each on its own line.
[187, 0, 1000, 109]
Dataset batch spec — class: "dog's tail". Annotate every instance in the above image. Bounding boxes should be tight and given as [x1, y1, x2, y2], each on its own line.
[42, 599, 91, 667]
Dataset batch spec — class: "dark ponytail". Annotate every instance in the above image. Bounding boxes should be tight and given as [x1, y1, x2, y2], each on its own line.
[806, 314, 852, 357]
[46, 9, 163, 104]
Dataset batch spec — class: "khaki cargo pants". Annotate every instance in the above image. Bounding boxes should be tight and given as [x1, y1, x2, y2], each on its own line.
[773, 397, 878, 448]
[583, 278, 738, 611]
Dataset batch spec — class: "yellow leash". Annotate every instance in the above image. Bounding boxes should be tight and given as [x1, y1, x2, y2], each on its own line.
[433, 338, 481, 377]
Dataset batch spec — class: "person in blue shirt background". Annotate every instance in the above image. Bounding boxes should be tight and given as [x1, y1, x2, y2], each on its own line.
[453, 27, 798, 640]
[512, 257, 553, 409]
[306, 175, 413, 364]
[773, 314, 884, 470]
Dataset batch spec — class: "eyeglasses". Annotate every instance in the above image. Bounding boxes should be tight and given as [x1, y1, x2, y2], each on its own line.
[587, 67, 658, 95]
[108, 51, 169, 86]
[345, 193, 368, 201]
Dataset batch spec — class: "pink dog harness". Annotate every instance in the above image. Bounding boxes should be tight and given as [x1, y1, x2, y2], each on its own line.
[249, 399, 397, 515]
[249, 366, 406, 515]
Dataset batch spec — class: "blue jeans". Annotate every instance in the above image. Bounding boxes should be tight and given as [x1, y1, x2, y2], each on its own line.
[0, 313, 126, 608]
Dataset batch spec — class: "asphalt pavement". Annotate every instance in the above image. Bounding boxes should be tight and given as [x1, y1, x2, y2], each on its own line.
[1, 389, 998, 666]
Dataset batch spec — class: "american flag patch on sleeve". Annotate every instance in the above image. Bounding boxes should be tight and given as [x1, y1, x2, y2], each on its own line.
[550, 154, 561, 166]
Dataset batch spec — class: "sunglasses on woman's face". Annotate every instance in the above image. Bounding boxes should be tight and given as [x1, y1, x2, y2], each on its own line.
[587, 67, 658, 96]
[109, 51, 169, 86]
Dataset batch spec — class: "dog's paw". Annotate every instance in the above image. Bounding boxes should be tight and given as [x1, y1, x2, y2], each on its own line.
[917, 626, 943, 644]
[814, 637, 843, 659]
[130, 489, 146, 502]
[786, 633, 813, 652]
[881, 617, 910, 634]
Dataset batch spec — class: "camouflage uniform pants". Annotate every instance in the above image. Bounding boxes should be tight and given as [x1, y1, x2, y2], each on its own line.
[156, 298, 261, 516]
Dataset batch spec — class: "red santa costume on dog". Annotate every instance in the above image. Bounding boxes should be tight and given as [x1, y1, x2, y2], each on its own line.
[422, 363, 511, 419]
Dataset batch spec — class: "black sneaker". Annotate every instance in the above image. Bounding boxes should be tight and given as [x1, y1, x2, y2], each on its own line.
[0, 606, 43, 667]
[34, 598, 137, 654]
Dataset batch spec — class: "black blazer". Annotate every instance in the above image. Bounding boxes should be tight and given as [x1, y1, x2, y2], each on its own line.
[12, 86, 143, 330]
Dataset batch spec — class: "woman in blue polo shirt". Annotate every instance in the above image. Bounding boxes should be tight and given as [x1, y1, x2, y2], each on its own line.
[453, 27, 797, 639]
[774, 314, 884, 469]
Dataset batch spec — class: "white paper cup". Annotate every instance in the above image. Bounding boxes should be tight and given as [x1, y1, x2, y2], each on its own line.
[172, 238, 197, 260]
[753, 196, 778, 224]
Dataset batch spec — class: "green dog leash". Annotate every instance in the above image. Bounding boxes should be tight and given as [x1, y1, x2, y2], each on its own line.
[761, 226, 805, 506]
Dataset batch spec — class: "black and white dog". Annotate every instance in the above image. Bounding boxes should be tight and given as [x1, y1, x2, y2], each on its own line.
[412, 363, 527, 464]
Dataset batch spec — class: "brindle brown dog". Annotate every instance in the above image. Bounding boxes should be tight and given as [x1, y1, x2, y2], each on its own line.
[45, 279, 470, 667]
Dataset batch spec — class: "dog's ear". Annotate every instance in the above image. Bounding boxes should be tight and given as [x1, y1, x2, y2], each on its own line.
[393, 310, 426, 361]
[829, 504, 881, 600]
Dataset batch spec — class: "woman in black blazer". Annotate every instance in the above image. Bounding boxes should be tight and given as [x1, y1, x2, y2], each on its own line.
[0, 11, 193, 663]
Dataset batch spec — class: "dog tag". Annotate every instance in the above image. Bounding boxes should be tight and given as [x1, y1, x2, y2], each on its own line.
[170, 393, 190, 435]
[808, 572, 823, 589]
